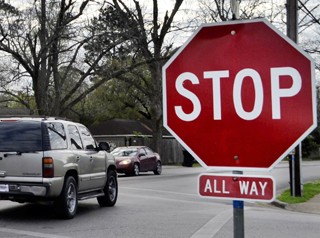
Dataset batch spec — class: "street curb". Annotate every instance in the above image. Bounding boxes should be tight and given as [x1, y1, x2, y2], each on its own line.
[271, 199, 289, 209]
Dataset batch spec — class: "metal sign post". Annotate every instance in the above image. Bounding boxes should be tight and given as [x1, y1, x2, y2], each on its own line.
[292, 154, 296, 197]
[198, 172, 276, 237]
[233, 171, 244, 238]
[233, 200, 244, 238]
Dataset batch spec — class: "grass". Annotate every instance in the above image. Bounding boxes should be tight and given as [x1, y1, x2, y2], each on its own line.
[166, 162, 202, 167]
[191, 162, 202, 167]
[277, 179, 320, 204]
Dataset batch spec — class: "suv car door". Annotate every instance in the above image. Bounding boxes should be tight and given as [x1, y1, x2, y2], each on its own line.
[67, 125, 93, 191]
[78, 125, 106, 189]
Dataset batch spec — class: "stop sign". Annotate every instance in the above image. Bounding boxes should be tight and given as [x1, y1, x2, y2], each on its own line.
[163, 19, 317, 171]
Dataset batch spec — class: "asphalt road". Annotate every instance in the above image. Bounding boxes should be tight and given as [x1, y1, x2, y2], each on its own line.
[0, 161, 320, 238]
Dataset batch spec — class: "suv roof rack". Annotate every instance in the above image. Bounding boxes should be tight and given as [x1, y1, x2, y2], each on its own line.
[43, 116, 72, 121]
[0, 115, 72, 121]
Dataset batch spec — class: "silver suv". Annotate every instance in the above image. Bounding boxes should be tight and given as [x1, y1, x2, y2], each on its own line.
[0, 116, 118, 219]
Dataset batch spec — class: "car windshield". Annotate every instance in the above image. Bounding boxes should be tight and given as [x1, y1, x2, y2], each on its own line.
[0, 121, 42, 152]
[111, 148, 138, 156]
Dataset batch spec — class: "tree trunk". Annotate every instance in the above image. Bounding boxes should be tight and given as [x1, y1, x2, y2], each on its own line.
[37, 0, 49, 115]
[149, 60, 163, 155]
[151, 115, 163, 156]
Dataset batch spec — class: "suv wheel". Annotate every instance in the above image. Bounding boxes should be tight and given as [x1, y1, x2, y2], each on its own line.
[97, 170, 118, 207]
[54, 176, 78, 219]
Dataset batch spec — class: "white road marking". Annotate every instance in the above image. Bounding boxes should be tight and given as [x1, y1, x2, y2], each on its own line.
[191, 207, 251, 238]
[121, 186, 199, 197]
[190, 208, 233, 238]
[0, 228, 71, 238]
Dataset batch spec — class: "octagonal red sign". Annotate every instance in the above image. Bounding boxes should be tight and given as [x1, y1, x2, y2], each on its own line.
[162, 19, 317, 171]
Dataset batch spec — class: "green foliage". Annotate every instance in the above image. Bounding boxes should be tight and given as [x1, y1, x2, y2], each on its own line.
[83, 76, 151, 126]
[85, 5, 137, 65]
[133, 131, 148, 138]
[133, 131, 142, 136]
[277, 180, 320, 204]
[0, 90, 36, 111]
[302, 134, 319, 158]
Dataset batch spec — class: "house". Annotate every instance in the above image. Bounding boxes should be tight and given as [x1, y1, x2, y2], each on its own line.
[88, 119, 185, 165]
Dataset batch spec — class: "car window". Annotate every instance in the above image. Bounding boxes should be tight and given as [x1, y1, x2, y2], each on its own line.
[110, 148, 124, 156]
[125, 149, 138, 156]
[79, 125, 97, 150]
[139, 148, 147, 156]
[111, 148, 138, 156]
[68, 125, 83, 150]
[46, 122, 67, 149]
[0, 121, 42, 152]
[145, 147, 154, 155]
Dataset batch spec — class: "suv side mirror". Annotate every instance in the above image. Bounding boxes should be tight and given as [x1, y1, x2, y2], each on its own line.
[99, 142, 110, 151]
[139, 153, 146, 157]
[86, 144, 95, 150]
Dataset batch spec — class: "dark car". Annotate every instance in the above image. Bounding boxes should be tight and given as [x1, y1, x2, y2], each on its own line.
[111, 146, 162, 176]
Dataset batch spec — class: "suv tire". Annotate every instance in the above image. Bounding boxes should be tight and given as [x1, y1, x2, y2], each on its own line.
[55, 176, 78, 219]
[97, 170, 118, 207]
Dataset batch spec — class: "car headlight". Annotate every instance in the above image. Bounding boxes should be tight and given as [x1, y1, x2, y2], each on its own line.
[119, 159, 131, 165]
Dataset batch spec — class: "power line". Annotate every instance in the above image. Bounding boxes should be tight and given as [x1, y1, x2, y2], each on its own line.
[298, 0, 320, 25]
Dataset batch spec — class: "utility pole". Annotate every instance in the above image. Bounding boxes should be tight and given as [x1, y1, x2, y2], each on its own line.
[231, 2, 244, 237]
[286, 0, 303, 197]
[287, 0, 298, 42]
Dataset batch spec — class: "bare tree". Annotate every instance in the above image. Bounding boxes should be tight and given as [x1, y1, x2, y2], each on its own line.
[87, 0, 186, 153]
[298, 0, 320, 75]
[0, 0, 133, 117]
[197, 0, 286, 23]
[197, 0, 320, 78]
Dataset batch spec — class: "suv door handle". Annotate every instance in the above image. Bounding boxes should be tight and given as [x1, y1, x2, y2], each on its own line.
[89, 156, 93, 162]
[76, 156, 80, 162]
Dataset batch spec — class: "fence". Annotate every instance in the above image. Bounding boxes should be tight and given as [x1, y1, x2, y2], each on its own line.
[93, 135, 185, 165]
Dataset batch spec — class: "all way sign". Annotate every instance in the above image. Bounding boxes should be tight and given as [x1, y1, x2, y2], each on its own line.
[198, 174, 276, 202]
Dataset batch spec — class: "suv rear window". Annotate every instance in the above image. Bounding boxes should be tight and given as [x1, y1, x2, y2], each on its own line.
[0, 121, 42, 152]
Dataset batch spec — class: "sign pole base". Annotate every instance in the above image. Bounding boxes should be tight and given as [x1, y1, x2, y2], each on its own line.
[233, 200, 244, 238]
[233, 170, 244, 238]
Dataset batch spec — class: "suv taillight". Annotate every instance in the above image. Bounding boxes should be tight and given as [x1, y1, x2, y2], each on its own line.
[43, 157, 54, 178]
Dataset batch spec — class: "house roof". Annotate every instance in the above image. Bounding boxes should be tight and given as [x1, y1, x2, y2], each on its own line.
[88, 119, 170, 136]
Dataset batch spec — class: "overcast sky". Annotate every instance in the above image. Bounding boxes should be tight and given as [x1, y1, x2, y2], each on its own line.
[7, 0, 320, 81]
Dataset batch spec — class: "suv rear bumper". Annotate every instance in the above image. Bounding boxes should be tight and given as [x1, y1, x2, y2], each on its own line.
[0, 183, 48, 196]
[0, 177, 64, 201]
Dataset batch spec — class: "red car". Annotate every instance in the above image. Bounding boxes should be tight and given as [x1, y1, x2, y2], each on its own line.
[111, 146, 162, 176]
